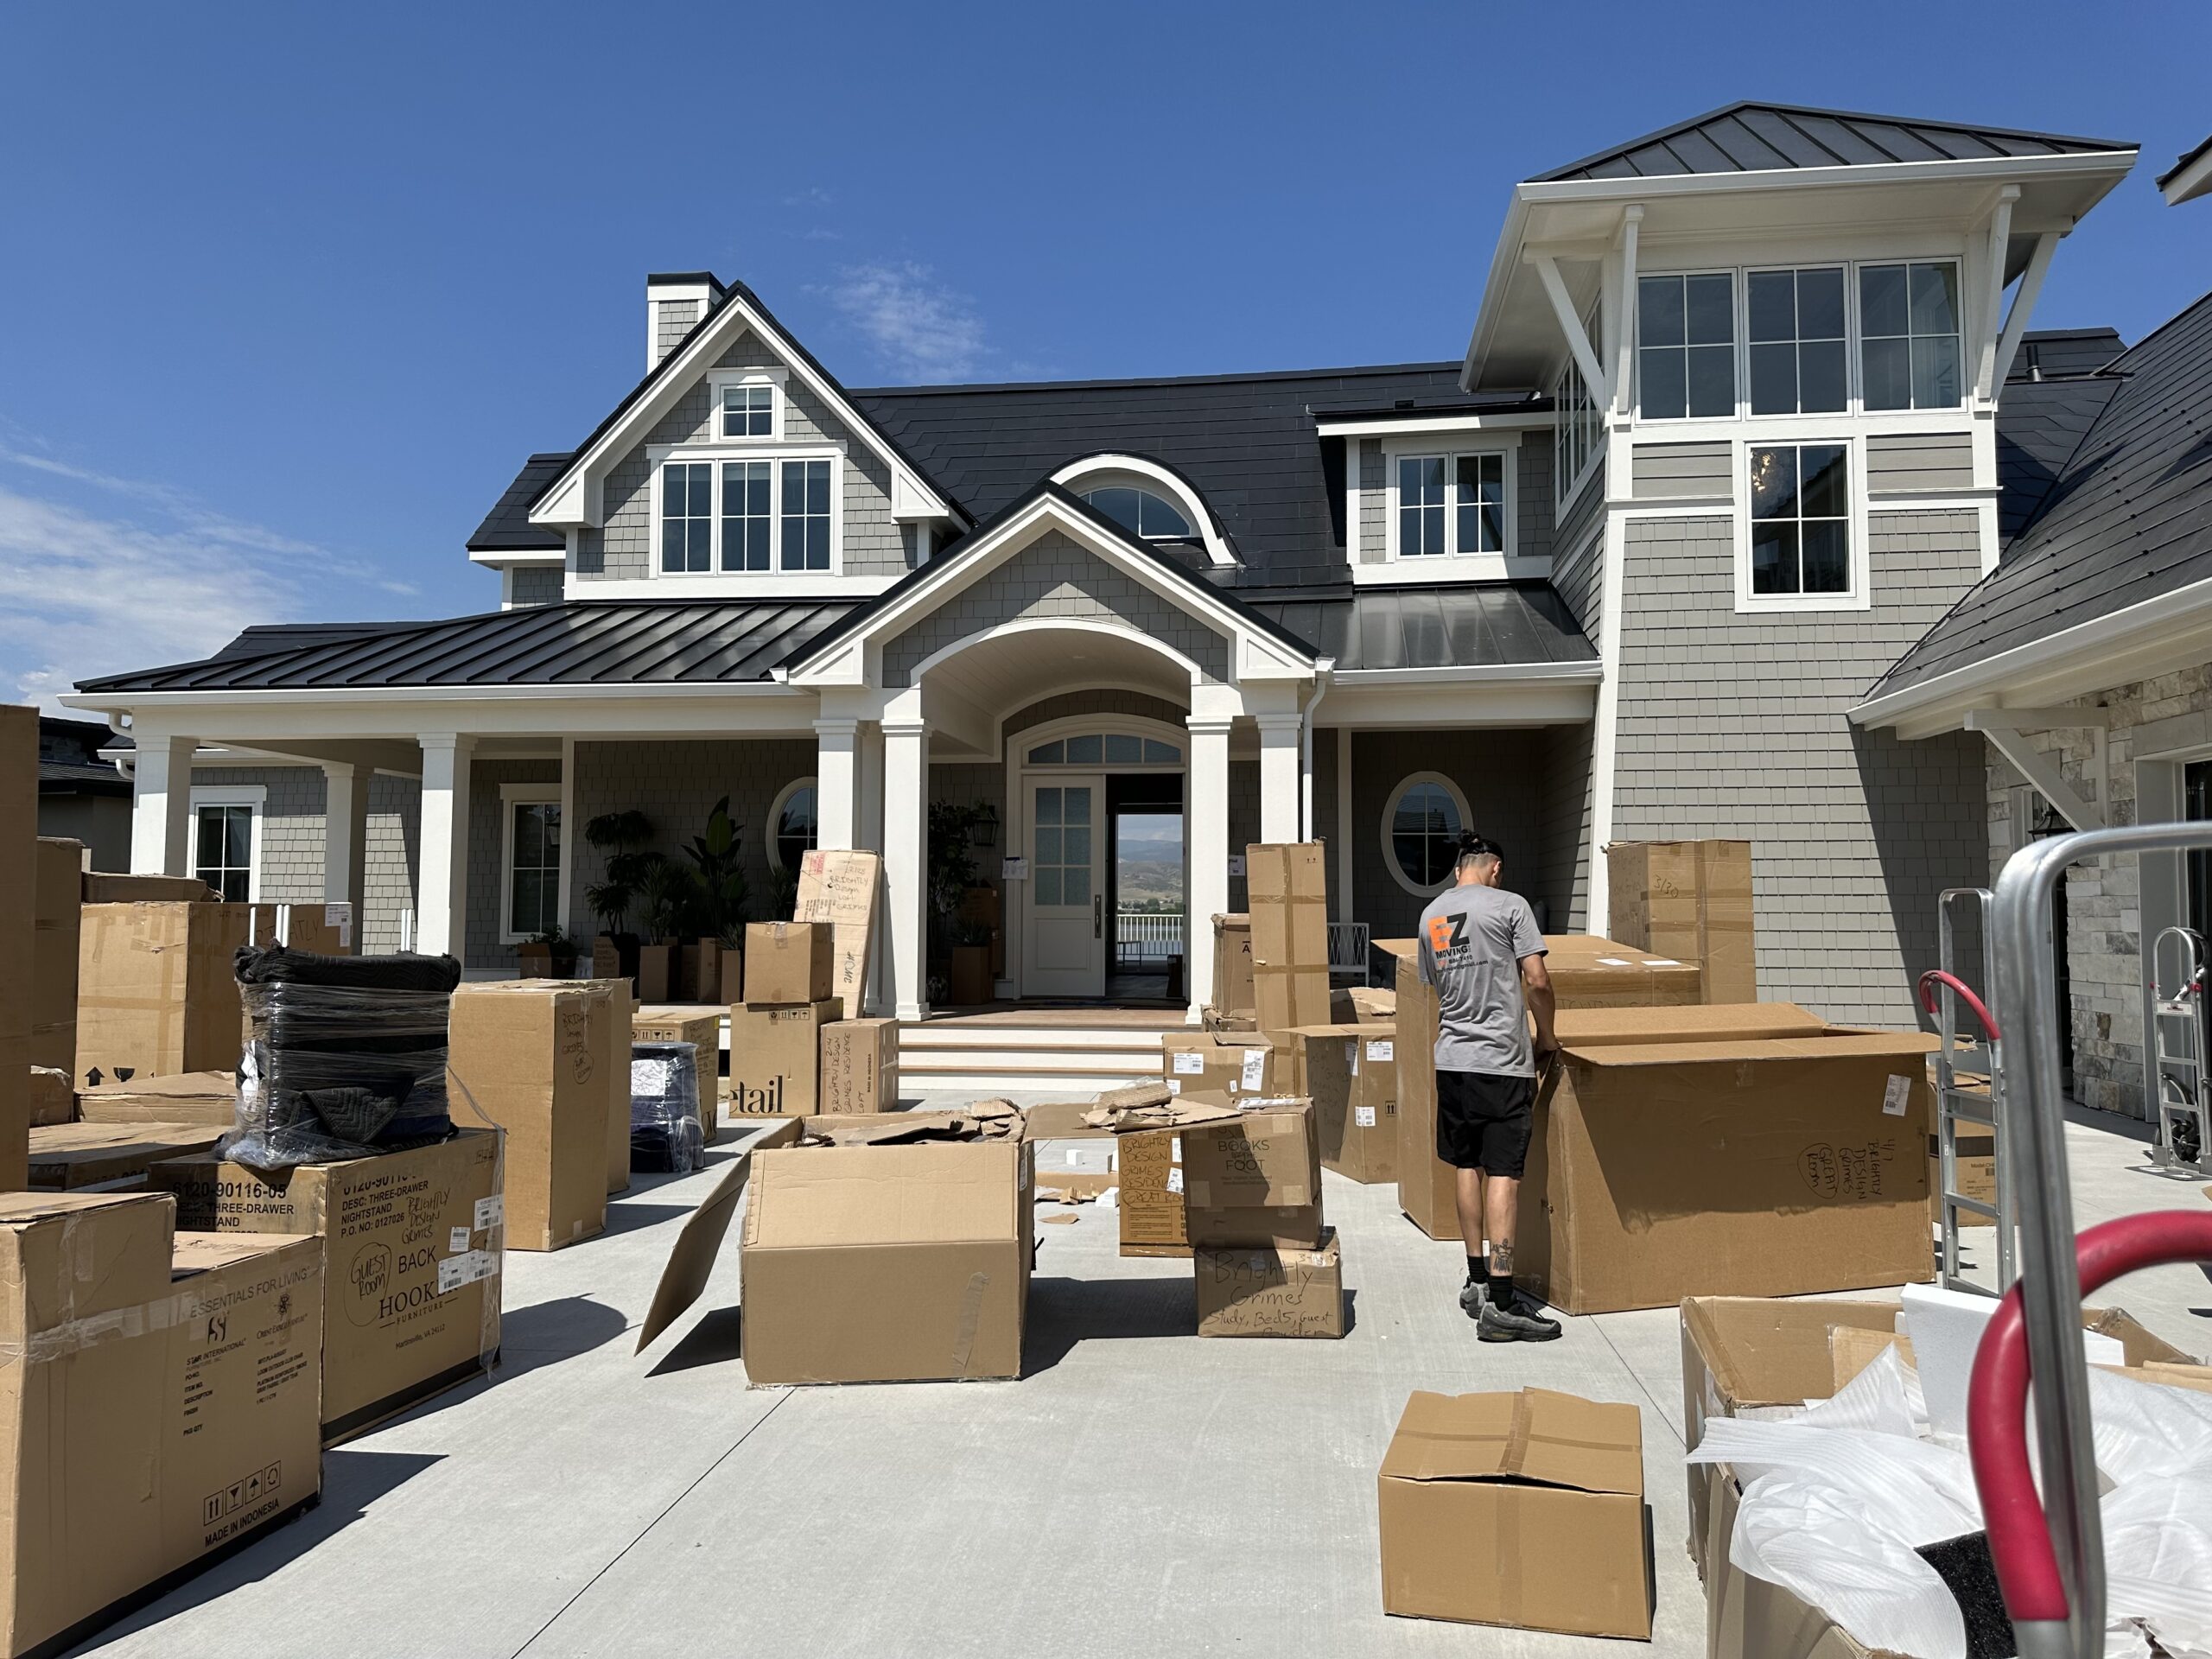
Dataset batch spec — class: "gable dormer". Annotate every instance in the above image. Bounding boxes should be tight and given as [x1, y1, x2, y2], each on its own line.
[527, 276, 968, 599]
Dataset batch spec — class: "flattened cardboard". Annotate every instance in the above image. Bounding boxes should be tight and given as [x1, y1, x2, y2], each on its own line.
[1294, 1025, 1399, 1185]
[29, 1121, 225, 1189]
[728, 998, 841, 1116]
[1522, 1018, 1937, 1314]
[1116, 1129, 1188, 1256]
[31, 836, 81, 1074]
[447, 981, 614, 1252]
[1194, 1228, 1344, 1338]
[75, 1070, 235, 1127]
[744, 921, 836, 1005]
[1392, 953, 1459, 1240]
[75, 901, 254, 1087]
[149, 1130, 503, 1444]
[1209, 912, 1255, 1014]
[1542, 932, 1703, 1009]
[739, 1139, 1033, 1385]
[1158, 1029, 1275, 1104]
[633, 1003, 721, 1148]
[632, 1118, 804, 1353]
[1378, 1388, 1650, 1638]
[1244, 843, 1332, 1035]
[1606, 839, 1756, 1006]
[820, 1016, 898, 1114]
[793, 849, 881, 1013]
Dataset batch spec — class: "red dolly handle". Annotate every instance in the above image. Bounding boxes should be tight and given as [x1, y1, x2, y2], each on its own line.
[1967, 1210, 2212, 1641]
[1918, 968, 2001, 1041]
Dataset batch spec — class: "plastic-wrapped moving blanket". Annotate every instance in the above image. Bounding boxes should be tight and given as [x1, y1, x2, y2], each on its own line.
[226, 944, 463, 1170]
[1687, 1345, 2212, 1658]
[630, 1041, 703, 1174]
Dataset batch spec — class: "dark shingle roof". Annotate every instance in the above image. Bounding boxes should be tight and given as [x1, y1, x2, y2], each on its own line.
[1872, 288, 2212, 698]
[75, 601, 859, 693]
[1995, 374, 2123, 542]
[1533, 102, 2133, 184]
[852, 362, 1518, 585]
[1248, 583, 1595, 672]
[2008, 327, 2125, 383]
[466, 454, 569, 552]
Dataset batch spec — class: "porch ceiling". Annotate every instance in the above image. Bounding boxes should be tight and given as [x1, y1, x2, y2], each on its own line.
[918, 623, 1191, 728]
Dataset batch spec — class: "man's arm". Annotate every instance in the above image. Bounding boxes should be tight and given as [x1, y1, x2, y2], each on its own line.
[1520, 953, 1556, 1055]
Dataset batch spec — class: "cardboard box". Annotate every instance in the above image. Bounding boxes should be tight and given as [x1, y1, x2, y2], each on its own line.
[728, 998, 840, 1116]
[1379, 1388, 1650, 1638]
[1194, 1228, 1344, 1338]
[76, 901, 254, 1087]
[1521, 1005, 1936, 1314]
[744, 921, 835, 1004]
[1210, 912, 1255, 1014]
[29, 1122, 226, 1189]
[1160, 1029, 1275, 1103]
[0, 1193, 324, 1659]
[793, 849, 881, 1013]
[633, 1004, 721, 1148]
[447, 982, 613, 1252]
[76, 1070, 237, 1127]
[821, 1016, 898, 1114]
[0, 712, 33, 1192]
[29, 1066, 72, 1128]
[637, 943, 674, 1004]
[1179, 1100, 1319, 1213]
[1390, 950, 1459, 1241]
[1117, 1128, 1188, 1256]
[1348, 985, 1395, 1026]
[1606, 839, 1756, 1005]
[79, 872, 216, 903]
[603, 977, 635, 1191]
[740, 1139, 1033, 1385]
[31, 837, 82, 1074]
[1542, 933, 1704, 1009]
[149, 1129, 503, 1445]
[1295, 1024, 1399, 1185]
[1245, 843, 1332, 1035]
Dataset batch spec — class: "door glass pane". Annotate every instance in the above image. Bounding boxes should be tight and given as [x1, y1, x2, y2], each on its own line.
[1063, 787, 1091, 824]
[1142, 740, 1179, 763]
[1065, 734, 1101, 765]
[1103, 734, 1141, 764]
[1027, 741, 1063, 766]
[224, 805, 252, 866]
[1065, 826, 1091, 867]
[1033, 867, 1061, 906]
[1034, 788, 1061, 826]
[1062, 868, 1090, 906]
[1035, 827, 1062, 864]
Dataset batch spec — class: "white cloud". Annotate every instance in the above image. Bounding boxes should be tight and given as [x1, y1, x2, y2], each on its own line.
[825, 262, 988, 381]
[0, 449, 400, 712]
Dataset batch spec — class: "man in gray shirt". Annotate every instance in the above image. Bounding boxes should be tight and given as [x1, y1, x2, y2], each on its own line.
[1417, 835, 1560, 1341]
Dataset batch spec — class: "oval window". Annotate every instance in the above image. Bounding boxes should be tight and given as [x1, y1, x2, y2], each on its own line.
[1384, 775, 1466, 894]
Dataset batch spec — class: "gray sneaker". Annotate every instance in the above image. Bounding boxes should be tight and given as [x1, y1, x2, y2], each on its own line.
[1458, 1279, 1486, 1318]
[1477, 1290, 1562, 1343]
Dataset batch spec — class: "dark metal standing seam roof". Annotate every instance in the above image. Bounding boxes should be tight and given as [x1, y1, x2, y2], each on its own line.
[1532, 101, 2133, 183]
[73, 601, 861, 694]
[1870, 287, 2212, 699]
[1249, 584, 1596, 673]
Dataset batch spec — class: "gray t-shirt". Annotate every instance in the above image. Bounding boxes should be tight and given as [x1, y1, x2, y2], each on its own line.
[1417, 884, 1546, 1077]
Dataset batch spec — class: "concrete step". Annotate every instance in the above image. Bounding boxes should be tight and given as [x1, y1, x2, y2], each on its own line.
[895, 1019, 1175, 1095]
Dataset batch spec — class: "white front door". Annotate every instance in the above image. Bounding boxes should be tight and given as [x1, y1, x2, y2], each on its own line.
[1024, 775, 1104, 997]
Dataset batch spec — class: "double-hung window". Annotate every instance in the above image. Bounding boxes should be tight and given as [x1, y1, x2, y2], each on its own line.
[1747, 268, 1847, 415]
[1554, 356, 1600, 503]
[1638, 273, 1736, 419]
[721, 461, 772, 571]
[780, 459, 831, 571]
[1749, 442, 1851, 598]
[658, 454, 837, 575]
[1395, 451, 1508, 559]
[1859, 261, 1961, 410]
[501, 786, 561, 942]
[661, 461, 713, 573]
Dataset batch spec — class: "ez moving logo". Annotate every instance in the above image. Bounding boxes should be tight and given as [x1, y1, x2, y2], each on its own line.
[1425, 911, 1468, 957]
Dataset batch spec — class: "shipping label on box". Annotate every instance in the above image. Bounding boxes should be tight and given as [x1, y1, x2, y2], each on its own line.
[1158, 1031, 1274, 1103]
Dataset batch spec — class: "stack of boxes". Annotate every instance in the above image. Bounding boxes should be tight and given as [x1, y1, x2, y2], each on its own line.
[730, 922, 842, 1118]
[1605, 838, 1758, 1004]
[0, 709, 33, 1189]
[1185, 1098, 1344, 1338]
[1284, 1022, 1399, 1185]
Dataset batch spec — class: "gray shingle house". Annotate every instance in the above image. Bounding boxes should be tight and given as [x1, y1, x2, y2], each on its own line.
[72, 102, 2212, 1115]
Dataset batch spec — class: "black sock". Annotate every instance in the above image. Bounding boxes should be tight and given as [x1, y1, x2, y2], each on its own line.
[1488, 1269, 1516, 1301]
[1466, 1255, 1486, 1283]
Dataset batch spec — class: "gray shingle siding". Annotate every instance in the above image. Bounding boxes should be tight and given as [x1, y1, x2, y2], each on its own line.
[362, 777, 419, 956]
[1631, 441, 1733, 499]
[1357, 441, 1384, 563]
[881, 530, 1231, 688]
[1554, 462, 1605, 570]
[1227, 758, 1260, 911]
[194, 766, 324, 901]
[1867, 431, 1975, 494]
[1517, 438, 1554, 563]
[1539, 721, 1595, 932]
[655, 299, 700, 362]
[1347, 728, 1547, 938]
[190, 765, 420, 956]
[1554, 529, 1604, 636]
[1611, 508, 1986, 1024]
[508, 566, 563, 607]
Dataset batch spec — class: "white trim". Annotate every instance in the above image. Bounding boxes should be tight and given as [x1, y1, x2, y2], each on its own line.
[2164, 145, 2212, 207]
[1314, 411, 1555, 438]
[1379, 771, 1471, 899]
[1519, 149, 2138, 208]
[188, 784, 265, 902]
[705, 366, 790, 442]
[581, 572, 899, 601]
[768, 775, 820, 874]
[1732, 435, 1872, 613]
[556, 735, 575, 934]
[498, 780, 563, 944]
[1048, 455, 1236, 568]
[1334, 726, 1353, 924]
[1532, 251, 1612, 410]
[1376, 438, 1521, 575]
[468, 547, 566, 568]
[649, 446, 843, 581]
[1586, 422, 1632, 932]
[1331, 660, 1603, 686]
[909, 614, 1207, 691]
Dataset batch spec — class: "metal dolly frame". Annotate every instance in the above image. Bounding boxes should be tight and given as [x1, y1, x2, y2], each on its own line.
[1920, 887, 2016, 1293]
[1971, 821, 2212, 1658]
[2149, 922, 2209, 1175]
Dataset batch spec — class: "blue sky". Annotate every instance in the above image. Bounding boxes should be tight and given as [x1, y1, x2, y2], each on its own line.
[3, 1, 2209, 707]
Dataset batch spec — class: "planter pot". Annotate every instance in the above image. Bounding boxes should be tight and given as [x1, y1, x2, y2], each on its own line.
[949, 945, 993, 1007]
[638, 943, 675, 1003]
[517, 943, 552, 978]
[717, 944, 744, 1007]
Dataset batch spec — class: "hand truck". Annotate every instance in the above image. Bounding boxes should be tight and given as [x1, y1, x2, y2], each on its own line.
[2150, 923, 2209, 1175]
[1918, 886, 2014, 1293]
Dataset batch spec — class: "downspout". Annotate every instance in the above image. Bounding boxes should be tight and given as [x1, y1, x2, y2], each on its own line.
[1299, 658, 1335, 841]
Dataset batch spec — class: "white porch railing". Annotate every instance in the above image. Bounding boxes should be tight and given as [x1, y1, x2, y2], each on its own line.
[1115, 910, 1185, 964]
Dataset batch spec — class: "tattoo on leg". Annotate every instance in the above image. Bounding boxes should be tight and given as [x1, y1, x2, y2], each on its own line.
[1490, 1242, 1515, 1274]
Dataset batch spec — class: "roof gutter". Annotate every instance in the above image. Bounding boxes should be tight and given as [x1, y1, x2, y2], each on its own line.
[1332, 660, 1603, 685]
[59, 680, 809, 714]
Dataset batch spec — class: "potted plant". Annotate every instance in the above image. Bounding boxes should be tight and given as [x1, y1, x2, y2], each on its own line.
[948, 918, 995, 1007]
[583, 810, 658, 980]
[678, 796, 750, 1002]
[635, 858, 694, 1003]
[927, 800, 993, 988]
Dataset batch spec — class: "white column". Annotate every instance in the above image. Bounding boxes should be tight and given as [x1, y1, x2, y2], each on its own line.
[856, 722, 888, 1015]
[321, 760, 371, 927]
[813, 718, 860, 851]
[883, 718, 930, 1021]
[416, 734, 474, 961]
[1335, 727, 1354, 923]
[130, 731, 197, 876]
[1256, 711, 1303, 845]
[1186, 715, 1233, 1024]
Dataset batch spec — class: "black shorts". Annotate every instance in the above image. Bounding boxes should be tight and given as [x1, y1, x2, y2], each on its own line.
[1436, 1070, 1535, 1179]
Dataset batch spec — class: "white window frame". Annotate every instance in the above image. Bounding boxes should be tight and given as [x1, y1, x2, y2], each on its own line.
[1554, 352, 1604, 506]
[1855, 258, 1967, 415]
[1742, 263, 1852, 419]
[1634, 267, 1742, 424]
[1381, 442, 1520, 569]
[707, 366, 788, 441]
[1379, 771, 1471, 899]
[1732, 434, 1872, 614]
[188, 785, 265, 903]
[499, 782, 563, 944]
[768, 775, 819, 874]
[647, 442, 844, 582]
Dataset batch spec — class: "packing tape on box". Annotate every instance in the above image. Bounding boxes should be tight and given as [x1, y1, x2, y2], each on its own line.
[949, 1270, 988, 1376]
